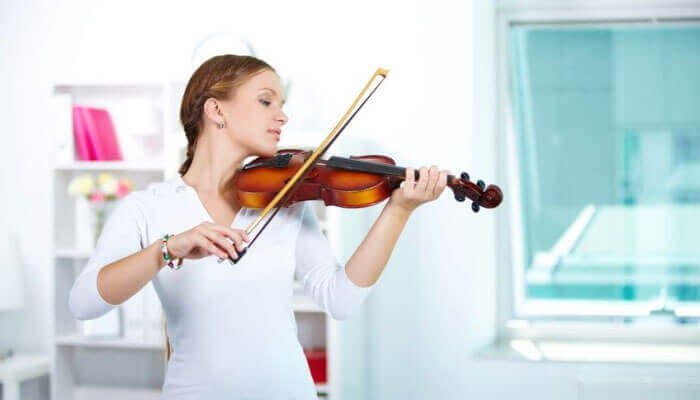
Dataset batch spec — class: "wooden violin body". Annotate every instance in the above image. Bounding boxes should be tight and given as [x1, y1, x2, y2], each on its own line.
[235, 148, 503, 213]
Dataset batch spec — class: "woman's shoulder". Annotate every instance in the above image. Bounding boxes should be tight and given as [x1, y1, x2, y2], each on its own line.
[143, 175, 183, 199]
[114, 175, 183, 215]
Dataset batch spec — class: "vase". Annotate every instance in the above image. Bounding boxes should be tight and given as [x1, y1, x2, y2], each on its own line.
[91, 200, 116, 246]
[74, 196, 94, 250]
[74, 197, 116, 250]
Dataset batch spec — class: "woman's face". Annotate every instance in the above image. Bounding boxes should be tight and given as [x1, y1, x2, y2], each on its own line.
[221, 69, 288, 158]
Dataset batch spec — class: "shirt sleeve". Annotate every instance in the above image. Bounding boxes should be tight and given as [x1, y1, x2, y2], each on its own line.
[294, 203, 374, 320]
[69, 193, 146, 321]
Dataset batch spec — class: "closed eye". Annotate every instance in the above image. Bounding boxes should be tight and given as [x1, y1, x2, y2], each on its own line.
[259, 99, 271, 106]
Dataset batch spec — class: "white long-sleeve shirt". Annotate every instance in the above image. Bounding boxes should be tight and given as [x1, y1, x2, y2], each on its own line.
[69, 173, 374, 399]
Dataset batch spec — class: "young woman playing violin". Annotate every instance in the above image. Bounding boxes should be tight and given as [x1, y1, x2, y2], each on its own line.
[69, 54, 450, 399]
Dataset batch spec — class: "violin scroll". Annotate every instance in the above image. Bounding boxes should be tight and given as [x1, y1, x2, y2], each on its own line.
[449, 171, 503, 213]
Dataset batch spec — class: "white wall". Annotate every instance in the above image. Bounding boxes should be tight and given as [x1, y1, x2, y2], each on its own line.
[355, 0, 506, 398]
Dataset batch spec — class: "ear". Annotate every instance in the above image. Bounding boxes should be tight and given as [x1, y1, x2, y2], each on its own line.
[203, 97, 224, 126]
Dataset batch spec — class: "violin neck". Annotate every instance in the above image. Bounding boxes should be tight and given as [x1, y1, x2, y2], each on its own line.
[327, 156, 405, 176]
[326, 156, 456, 183]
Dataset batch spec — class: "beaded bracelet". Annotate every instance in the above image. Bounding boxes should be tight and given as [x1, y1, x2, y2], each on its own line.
[161, 234, 183, 270]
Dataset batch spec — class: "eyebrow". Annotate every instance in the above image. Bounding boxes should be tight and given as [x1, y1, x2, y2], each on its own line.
[260, 88, 286, 106]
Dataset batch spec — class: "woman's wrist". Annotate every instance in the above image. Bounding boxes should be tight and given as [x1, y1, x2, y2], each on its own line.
[161, 234, 183, 270]
[152, 239, 168, 270]
[385, 199, 414, 220]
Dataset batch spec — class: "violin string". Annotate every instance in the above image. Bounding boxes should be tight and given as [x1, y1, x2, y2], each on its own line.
[244, 74, 388, 253]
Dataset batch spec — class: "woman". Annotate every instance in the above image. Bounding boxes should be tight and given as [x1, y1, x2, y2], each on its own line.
[69, 54, 449, 399]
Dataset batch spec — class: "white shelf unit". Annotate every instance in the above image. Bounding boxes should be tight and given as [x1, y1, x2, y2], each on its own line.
[54, 161, 165, 172]
[49, 82, 340, 399]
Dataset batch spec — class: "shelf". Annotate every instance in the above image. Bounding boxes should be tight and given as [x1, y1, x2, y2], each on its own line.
[72, 385, 161, 400]
[56, 334, 163, 350]
[55, 161, 164, 172]
[315, 383, 328, 394]
[56, 248, 92, 259]
[293, 281, 325, 313]
[293, 295, 324, 313]
[54, 82, 165, 91]
[69, 383, 325, 399]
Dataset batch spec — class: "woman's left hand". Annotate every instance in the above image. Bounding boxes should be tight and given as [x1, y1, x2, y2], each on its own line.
[387, 165, 450, 214]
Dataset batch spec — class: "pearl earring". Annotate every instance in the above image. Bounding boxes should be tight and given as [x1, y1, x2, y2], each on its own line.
[219, 120, 225, 129]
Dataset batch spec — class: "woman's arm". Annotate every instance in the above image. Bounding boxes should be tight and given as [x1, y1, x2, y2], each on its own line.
[69, 195, 149, 320]
[96, 239, 166, 306]
[344, 165, 449, 287]
[294, 165, 449, 320]
[96, 220, 249, 306]
[344, 202, 411, 287]
[70, 191, 249, 320]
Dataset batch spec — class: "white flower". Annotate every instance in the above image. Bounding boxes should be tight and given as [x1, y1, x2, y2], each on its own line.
[98, 173, 118, 196]
[68, 175, 94, 197]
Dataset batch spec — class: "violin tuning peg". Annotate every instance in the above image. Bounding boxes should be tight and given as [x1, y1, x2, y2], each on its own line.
[460, 172, 470, 181]
[477, 179, 485, 191]
[454, 193, 466, 202]
[471, 202, 480, 213]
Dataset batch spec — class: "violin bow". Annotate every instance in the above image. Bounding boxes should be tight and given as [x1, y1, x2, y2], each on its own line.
[223, 68, 389, 265]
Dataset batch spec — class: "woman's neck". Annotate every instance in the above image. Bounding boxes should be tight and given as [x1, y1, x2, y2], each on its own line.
[182, 128, 249, 196]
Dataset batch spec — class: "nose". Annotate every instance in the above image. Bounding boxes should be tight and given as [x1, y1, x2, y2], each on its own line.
[277, 109, 289, 125]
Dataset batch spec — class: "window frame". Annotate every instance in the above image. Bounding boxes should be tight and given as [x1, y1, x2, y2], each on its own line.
[492, 5, 700, 342]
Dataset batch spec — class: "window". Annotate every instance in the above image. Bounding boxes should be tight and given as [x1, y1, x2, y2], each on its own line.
[507, 21, 700, 320]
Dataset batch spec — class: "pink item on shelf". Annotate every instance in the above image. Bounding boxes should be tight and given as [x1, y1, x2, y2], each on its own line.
[72, 105, 123, 161]
[72, 106, 93, 160]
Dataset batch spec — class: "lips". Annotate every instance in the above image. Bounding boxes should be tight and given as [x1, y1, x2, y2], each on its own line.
[267, 129, 281, 140]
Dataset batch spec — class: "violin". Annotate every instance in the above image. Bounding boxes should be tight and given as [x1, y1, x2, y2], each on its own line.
[235, 148, 503, 213]
[225, 68, 503, 265]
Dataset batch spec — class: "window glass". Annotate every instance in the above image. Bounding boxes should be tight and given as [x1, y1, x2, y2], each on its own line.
[509, 24, 700, 309]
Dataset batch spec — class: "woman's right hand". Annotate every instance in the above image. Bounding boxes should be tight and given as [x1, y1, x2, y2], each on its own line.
[166, 222, 250, 261]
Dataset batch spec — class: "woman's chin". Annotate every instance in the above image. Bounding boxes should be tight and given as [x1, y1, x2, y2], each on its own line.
[261, 145, 278, 158]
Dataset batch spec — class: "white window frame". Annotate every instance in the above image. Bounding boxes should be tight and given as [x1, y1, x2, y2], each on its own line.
[493, 4, 700, 343]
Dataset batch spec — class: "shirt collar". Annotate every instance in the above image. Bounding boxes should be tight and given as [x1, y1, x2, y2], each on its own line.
[168, 173, 189, 194]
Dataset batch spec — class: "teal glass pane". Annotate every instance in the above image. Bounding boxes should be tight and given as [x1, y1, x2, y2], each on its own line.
[509, 24, 700, 304]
